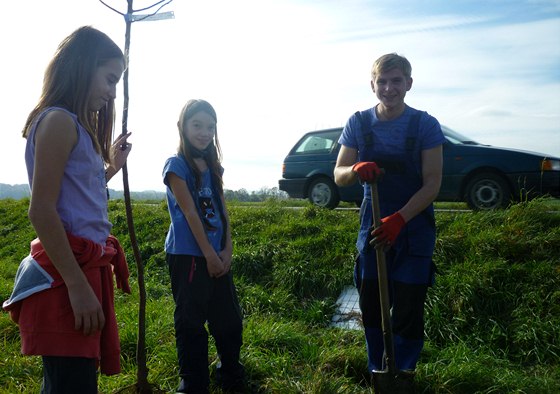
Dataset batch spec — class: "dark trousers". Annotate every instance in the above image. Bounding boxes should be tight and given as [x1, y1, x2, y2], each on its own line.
[359, 277, 428, 371]
[41, 356, 97, 394]
[167, 254, 244, 392]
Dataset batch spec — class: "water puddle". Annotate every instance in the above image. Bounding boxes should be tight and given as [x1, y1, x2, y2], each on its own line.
[331, 285, 362, 330]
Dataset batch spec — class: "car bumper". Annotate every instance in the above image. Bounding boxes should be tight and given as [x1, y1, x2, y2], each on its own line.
[279, 178, 308, 198]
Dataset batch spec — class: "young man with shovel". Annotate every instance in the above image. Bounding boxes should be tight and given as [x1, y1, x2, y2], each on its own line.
[334, 53, 445, 393]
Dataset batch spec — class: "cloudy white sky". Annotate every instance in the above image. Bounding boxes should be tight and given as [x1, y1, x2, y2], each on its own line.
[1, 0, 559, 192]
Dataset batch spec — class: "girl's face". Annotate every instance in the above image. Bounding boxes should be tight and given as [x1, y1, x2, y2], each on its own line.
[87, 58, 124, 111]
[184, 111, 216, 151]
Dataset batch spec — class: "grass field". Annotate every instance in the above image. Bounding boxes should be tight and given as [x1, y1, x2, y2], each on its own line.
[0, 198, 559, 393]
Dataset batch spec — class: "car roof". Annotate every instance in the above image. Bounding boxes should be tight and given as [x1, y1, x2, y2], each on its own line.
[302, 127, 343, 135]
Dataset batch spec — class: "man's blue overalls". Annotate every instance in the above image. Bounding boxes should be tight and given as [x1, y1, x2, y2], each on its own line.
[353, 108, 436, 372]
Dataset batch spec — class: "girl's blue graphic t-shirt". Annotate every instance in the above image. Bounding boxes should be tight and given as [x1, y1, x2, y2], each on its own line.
[163, 155, 223, 256]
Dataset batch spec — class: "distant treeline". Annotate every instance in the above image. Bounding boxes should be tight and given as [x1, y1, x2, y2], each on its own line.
[0, 184, 30, 199]
[0, 183, 288, 202]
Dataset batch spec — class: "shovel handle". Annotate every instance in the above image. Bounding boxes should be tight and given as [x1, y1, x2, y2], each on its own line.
[370, 182, 382, 229]
[369, 181, 397, 375]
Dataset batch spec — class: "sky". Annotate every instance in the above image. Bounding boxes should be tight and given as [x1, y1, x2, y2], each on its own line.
[1, 0, 559, 192]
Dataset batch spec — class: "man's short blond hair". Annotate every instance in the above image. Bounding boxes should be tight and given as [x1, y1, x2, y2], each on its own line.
[371, 53, 412, 80]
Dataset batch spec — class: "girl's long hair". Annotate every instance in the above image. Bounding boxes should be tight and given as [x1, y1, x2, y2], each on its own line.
[177, 99, 223, 194]
[22, 26, 124, 164]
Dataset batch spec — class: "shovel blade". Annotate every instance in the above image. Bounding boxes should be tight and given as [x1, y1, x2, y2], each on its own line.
[371, 370, 416, 394]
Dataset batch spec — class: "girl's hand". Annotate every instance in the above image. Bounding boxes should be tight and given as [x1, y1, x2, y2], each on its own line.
[206, 253, 226, 278]
[218, 249, 232, 275]
[109, 132, 132, 173]
[67, 283, 105, 336]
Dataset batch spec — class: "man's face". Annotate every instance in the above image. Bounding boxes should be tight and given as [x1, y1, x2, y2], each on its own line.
[371, 68, 412, 111]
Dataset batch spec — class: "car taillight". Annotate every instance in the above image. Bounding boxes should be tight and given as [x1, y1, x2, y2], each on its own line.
[542, 159, 560, 171]
[282, 162, 286, 175]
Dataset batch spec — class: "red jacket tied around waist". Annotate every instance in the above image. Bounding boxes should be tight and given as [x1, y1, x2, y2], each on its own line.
[3, 233, 130, 375]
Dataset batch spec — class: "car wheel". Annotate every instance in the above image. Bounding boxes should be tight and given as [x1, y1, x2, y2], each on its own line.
[465, 172, 511, 210]
[308, 177, 340, 209]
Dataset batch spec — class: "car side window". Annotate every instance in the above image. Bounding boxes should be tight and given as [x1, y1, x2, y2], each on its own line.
[293, 132, 338, 155]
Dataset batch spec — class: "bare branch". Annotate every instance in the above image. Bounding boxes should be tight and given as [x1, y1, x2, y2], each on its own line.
[133, 0, 173, 13]
[131, 0, 173, 22]
[98, 0, 125, 16]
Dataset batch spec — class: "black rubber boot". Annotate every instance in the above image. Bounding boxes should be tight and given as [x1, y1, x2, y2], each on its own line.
[371, 370, 416, 394]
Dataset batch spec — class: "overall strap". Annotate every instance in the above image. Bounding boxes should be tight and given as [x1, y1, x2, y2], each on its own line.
[405, 109, 422, 176]
[405, 109, 436, 229]
[405, 110, 421, 153]
[355, 110, 374, 148]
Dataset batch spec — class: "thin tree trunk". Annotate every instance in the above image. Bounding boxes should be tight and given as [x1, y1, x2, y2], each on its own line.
[100, 1, 171, 391]
[121, 0, 150, 391]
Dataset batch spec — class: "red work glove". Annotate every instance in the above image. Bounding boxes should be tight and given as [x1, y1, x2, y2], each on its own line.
[352, 161, 382, 183]
[371, 212, 406, 247]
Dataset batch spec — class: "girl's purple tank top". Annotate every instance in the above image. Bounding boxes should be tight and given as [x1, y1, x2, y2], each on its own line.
[25, 107, 112, 245]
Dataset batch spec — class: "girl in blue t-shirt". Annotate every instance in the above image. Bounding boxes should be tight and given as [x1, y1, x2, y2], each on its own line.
[163, 99, 245, 393]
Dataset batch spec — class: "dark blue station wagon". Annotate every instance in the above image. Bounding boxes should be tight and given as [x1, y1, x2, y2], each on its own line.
[278, 127, 560, 209]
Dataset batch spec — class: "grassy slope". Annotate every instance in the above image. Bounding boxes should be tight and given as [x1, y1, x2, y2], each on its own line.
[0, 198, 558, 393]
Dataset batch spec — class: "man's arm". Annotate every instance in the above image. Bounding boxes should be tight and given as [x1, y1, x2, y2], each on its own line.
[334, 145, 359, 186]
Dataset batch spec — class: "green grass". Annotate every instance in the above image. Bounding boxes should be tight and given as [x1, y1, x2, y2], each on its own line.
[0, 198, 559, 393]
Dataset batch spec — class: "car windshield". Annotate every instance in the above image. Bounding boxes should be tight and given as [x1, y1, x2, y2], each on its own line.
[442, 126, 479, 145]
[293, 130, 341, 154]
